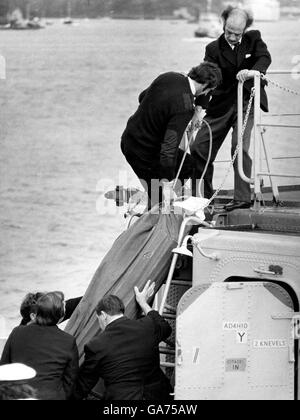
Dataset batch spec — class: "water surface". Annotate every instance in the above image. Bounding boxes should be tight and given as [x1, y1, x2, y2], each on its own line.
[0, 19, 299, 333]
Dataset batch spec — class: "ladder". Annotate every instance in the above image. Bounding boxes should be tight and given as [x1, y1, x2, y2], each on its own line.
[154, 215, 205, 372]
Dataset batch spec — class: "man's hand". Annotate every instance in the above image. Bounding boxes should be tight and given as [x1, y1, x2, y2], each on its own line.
[236, 69, 258, 83]
[127, 190, 148, 216]
[134, 280, 155, 305]
[134, 280, 155, 315]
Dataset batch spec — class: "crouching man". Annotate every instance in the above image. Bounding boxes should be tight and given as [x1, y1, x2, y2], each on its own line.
[73, 281, 172, 400]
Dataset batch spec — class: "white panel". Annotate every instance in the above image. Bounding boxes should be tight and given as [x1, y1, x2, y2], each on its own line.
[176, 285, 225, 399]
[248, 285, 294, 392]
[175, 282, 295, 400]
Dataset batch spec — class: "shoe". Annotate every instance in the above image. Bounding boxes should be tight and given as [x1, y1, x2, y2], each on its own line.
[224, 200, 251, 212]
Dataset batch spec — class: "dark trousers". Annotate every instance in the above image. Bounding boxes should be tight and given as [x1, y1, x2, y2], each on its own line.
[190, 103, 254, 202]
[121, 146, 195, 208]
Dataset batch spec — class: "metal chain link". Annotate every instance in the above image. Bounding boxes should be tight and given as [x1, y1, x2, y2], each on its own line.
[207, 89, 255, 206]
[261, 74, 300, 97]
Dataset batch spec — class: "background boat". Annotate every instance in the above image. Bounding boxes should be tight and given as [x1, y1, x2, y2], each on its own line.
[194, 11, 223, 38]
[0, 6, 44, 30]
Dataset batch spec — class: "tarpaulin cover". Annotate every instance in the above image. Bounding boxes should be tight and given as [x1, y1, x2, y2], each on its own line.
[65, 211, 184, 359]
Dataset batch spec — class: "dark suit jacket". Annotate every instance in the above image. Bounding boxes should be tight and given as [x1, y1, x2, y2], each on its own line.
[121, 72, 195, 181]
[202, 30, 272, 117]
[73, 311, 172, 400]
[0, 324, 79, 400]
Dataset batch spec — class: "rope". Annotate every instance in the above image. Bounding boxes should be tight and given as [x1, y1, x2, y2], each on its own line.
[173, 117, 213, 199]
[194, 119, 213, 198]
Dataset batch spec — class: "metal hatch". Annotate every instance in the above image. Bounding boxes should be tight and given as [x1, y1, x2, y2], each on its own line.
[175, 282, 296, 400]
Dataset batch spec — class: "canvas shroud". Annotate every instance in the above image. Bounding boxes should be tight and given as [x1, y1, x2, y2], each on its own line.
[65, 211, 185, 360]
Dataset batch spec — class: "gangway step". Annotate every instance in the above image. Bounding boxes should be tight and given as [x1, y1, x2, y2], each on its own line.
[163, 313, 176, 320]
[159, 346, 175, 356]
[171, 279, 192, 287]
[160, 362, 175, 369]
[164, 303, 176, 313]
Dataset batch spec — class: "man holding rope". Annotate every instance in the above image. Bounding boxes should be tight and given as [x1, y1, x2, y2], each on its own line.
[121, 62, 222, 209]
[191, 6, 272, 211]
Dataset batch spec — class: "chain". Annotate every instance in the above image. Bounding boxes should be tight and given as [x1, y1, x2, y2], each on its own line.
[261, 74, 300, 97]
[207, 89, 255, 206]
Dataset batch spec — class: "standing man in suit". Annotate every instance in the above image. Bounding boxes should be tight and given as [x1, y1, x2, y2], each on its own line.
[73, 281, 172, 400]
[121, 62, 222, 208]
[191, 6, 272, 211]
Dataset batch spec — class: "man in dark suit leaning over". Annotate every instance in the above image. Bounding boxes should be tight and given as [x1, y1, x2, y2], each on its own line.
[191, 6, 272, 211]
[121, 62, 222, 208]
[73, 281, 172, 400]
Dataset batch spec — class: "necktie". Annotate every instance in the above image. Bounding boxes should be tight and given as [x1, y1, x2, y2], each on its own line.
[233, 44, 239, 65]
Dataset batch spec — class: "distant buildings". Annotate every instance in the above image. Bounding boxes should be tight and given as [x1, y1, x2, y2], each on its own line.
[280, 0, 300, 18]
[0, 0, 299, 21]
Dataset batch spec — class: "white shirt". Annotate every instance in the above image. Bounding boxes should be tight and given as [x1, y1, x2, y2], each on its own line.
[187, 76, 196, 96]
[227, 39, 242, 50]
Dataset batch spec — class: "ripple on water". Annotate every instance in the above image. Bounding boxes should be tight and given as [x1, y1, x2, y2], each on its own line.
[54, 242, 69, 247]
[6, 224, 22, 230]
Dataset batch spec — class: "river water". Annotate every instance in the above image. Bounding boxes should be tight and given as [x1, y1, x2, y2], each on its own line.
[0, 18, 299, 335]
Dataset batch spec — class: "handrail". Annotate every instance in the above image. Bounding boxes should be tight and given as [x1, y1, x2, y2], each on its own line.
[258, 173, 300, 179]
[258, 124, 300, 128]
[237, 70, 300, 209]
[158, 215, 207, 316]
[253, 72, 262, 206]
[272, 156, 300, 160]
[266, 70, 300, 75]
[216, 156, 300, 164]
[237, 81, 254, 185]
[237, 72, 261, 195]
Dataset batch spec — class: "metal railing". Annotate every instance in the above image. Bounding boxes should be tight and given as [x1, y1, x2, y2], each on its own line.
[237, 70, 300, 209]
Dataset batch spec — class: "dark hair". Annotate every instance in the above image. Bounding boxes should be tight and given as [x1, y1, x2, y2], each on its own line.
[20, 292, 45, 325]
[96, 295, 125, 316]
[0, 383, 37, 400]
[35, 292, 65, 326]
[221, 6, 254, 29]
[188, 62, 222, 89]
[52, 290, 64, 301]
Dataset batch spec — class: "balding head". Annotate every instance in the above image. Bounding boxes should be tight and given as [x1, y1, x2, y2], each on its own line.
[221, 6, 254, 46]
[227, 10, 247, 29]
